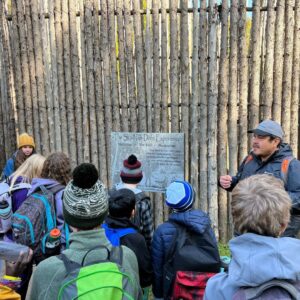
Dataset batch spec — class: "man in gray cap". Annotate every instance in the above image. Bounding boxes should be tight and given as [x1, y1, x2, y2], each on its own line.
[220, 120, 300, 237]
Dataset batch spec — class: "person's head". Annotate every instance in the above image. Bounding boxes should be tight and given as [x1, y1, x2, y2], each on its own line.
[232, 174, 291, 237]
[63, 163, 108, 230]
[120, 154, 143, 185]
[165, 180, 195, 212]
[10, 154, 46, 187]
[17, 133, 35, 156]
[109, 189, 136, 219]
[41, 152, 71, 186]
[248, 120, 283, 159]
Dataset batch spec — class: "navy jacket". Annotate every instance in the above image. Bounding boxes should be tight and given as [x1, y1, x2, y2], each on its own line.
[151, 209, 217, 298]
[227, 143, 300, 210]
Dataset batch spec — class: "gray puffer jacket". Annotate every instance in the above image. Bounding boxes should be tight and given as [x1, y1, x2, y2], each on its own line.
[227, 143, 300, 209]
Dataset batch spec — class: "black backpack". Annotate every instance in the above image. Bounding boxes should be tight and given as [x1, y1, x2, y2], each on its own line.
[163, 221, 221, 299]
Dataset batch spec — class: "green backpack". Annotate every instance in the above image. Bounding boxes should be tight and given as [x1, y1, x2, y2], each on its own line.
[57, 245, 140, 300]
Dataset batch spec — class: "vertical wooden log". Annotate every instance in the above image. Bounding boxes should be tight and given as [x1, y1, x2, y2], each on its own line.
[133, 0, 147, 132]
[207, 0, 218, 234]
[16, 0, 33, 135]
[124, 0, 137, 132]
[85, 0, 98, 167]
[262, 0, 275, 120]
[31, 0, 49, 154]
[238, 0, 249, 163]
[100, 0, 112, 185]
[93, 0, 107, 180]
[217, 0, 229, 243]
[79, 0, 90, 162]
[161, 0, 169, 133]
[116, 0, 129, 132]
[62, 0, 76, 166]
[54, 0, 68, 154]
[281, 0, 294, 142]
[146, 0, 153, 132]
[249, 0, 261, 130]
[40, 1, 55, 153]
[191, 0, 200, 209]
[228, 0, 238, 176]
[169, 0, 179, 132]
[291, 0, 300, 156]
[199, 0, 208, 211]
[24, 0, 40, 151]
[272, 0, 285, 122]
[180, 0, 190, 179]
[69, 0, 82, 161]
[11, 0, 25, 134]
[107, 0, 121, 132]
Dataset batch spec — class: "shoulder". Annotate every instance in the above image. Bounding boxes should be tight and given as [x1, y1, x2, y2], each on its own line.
[205, 272, 233, 300]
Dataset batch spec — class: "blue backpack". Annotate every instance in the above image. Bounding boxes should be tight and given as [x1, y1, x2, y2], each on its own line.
[102, 223, 136, 246]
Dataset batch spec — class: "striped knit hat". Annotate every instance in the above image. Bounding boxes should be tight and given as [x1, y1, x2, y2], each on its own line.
[166, 180, 195, 212]
[120, 154, 143, 184]
[63, 164, 108, 229]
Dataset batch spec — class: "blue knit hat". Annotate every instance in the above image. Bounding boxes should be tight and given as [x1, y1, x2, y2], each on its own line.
[165, 180, 195, 212]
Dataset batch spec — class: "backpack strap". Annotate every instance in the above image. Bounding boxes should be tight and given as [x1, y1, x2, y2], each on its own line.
[244, 154, 253, 165]
[281, 156, 295, 186]
[39, 184, 65, 196]
[244, 279, 300, 300]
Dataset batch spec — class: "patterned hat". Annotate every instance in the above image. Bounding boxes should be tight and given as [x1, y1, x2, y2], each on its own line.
[18, 133, 35, 149]
[63, 179, 108, 229]
[120, 154, 143, 184]
[165, 180, 195, 212]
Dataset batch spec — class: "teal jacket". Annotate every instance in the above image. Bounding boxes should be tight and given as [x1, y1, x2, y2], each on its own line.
[27, 229, 142, 300]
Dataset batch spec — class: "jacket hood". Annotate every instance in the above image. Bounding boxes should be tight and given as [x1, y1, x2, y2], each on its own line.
[228, 233, 300, 286]
[253, 143, 293, 163]
[105, 215, 139, 230]
[28, 178, 62, 195]
[168, 209, 212, 235]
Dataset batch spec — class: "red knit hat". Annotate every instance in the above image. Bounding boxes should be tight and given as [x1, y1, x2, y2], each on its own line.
[120, 154, 143, 184]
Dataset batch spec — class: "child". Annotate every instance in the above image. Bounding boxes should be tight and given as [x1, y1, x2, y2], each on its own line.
[1, 133, 36, 180]
[104, 188, 152, 289]
[112, 154, 153, 249]
[204, 174, 300, 300]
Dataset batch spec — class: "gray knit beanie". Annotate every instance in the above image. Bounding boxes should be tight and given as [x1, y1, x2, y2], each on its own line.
[63, 179, 108, 229]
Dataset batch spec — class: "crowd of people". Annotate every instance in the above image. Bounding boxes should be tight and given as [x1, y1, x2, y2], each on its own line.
[0, 119, 299, 300]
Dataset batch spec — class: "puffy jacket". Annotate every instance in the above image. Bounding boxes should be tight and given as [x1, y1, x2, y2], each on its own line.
[204, 233, 300, 300]
[1, 152, 17, 181]
[151, 209, 217, 298]
[227, 143, 300, 209]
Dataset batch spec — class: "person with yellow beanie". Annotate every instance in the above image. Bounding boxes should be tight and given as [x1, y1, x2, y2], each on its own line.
[1, 133, 36, 181]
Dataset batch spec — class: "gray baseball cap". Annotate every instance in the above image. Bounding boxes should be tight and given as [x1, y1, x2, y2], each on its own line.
[248, 120, 284, 139]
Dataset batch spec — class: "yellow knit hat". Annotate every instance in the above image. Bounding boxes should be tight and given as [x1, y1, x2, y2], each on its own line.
[18, 133, 35, 149]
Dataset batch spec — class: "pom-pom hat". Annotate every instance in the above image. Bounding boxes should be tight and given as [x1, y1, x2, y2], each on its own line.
[166, 180, 195, 212]
[120, 154, 143, 184]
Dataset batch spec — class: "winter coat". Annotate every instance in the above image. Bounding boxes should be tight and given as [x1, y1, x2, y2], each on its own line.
[151, 209, 217, 298]
[105, 215, 153, 288]
[9, 176, 30, 212]
[204, 233, 300, 300]
[27, 178, 65, 231]
[26, 229, 142, 300]
[226, 143, 300, 210]
[1, 152, 17, 181]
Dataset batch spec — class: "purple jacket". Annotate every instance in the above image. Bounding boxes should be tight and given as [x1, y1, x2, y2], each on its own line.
[10, 176, 30, 212]
[27, 178, 65, 231]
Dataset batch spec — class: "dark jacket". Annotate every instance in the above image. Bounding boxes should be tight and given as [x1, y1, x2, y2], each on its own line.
[105, 216, 153, 288]
[151, 209, 217, 298]
[226, 144, 300, 209]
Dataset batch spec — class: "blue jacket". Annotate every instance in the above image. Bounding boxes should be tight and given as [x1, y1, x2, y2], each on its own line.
[1, 152, 17, 180]
[204, 233, 300, 300]
[228, 143, 300, 209]
[151, 209, 217, 298]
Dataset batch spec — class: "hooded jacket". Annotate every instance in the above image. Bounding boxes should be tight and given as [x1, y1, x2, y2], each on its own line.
[228, 143, 300, 209]
[27, 178, 65, 231]
[151, 209, 217, 298]
[204, 233, 300, 300]
[104, 215, 153, 288]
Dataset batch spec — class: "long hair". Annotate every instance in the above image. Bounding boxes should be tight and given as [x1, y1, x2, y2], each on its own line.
[10, 154, 46, 188]
[41, 152, 71, 186]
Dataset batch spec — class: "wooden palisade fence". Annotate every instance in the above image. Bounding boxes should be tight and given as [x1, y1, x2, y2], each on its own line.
[0, 0, 299, 242]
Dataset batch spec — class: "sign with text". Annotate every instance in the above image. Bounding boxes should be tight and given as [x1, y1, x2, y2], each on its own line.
[111, 132, 185, 192]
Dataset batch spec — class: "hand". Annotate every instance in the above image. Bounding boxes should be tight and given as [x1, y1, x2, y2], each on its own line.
[6, 249, 33, 277]
[220, 175, 232, 189]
